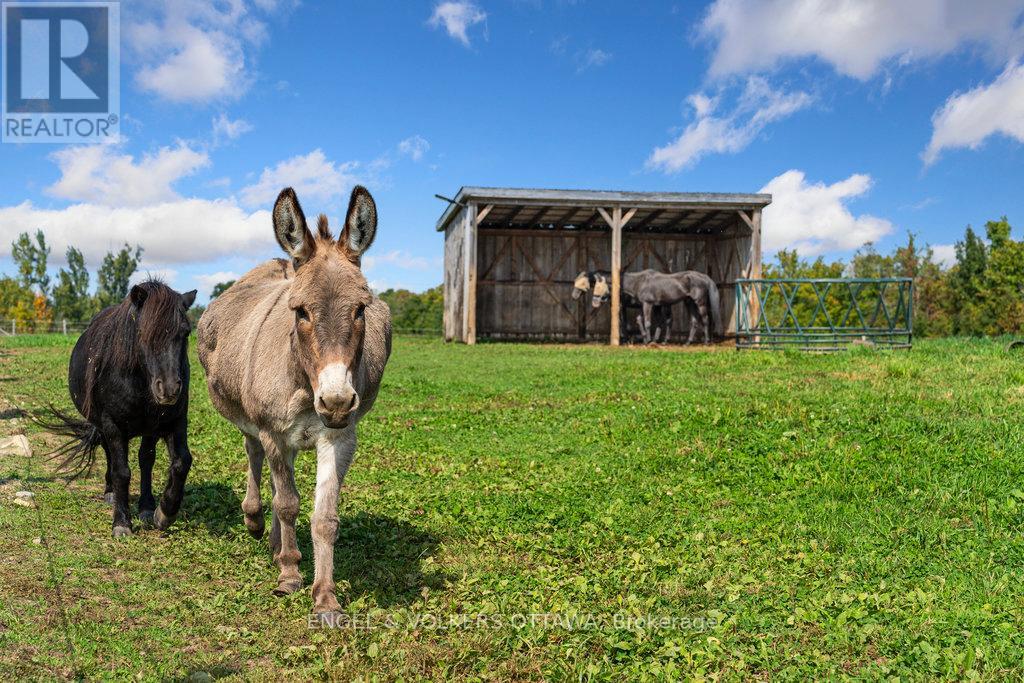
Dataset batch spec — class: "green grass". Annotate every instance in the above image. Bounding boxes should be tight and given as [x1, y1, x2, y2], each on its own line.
[1, 335, 1024, 680]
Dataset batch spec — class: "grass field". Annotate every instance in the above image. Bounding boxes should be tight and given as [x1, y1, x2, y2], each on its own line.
[1, 335, 1023, 680]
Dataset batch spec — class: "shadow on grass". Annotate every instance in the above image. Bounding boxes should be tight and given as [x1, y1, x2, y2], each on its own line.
[296, 512, 448, 608]
[179, 481, 242, 537]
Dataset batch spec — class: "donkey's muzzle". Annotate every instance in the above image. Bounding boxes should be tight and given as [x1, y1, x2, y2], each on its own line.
[316, 390, 359, 428]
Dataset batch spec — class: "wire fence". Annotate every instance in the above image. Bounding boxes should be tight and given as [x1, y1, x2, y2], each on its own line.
[0, 319, 443, 338]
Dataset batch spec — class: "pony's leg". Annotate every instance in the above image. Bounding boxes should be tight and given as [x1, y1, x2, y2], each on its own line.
[265, 434, 302, 595]
[137, 436, 158, 526]
[103, 454, 114, 505]
[663, 306, 672, 344]
[242, 434, 266, 539]
[311, 427, 357, 615]
[100, 419, 132, 536]
[154, 423, 193, 531]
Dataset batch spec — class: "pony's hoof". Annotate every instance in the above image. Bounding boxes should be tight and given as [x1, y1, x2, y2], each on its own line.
[154, 507, 176, 531]
[103, 492, 115, 505]
[273, 578, 303, 596]
[139, 510, 155, 527]
[112, 525, 133, 537]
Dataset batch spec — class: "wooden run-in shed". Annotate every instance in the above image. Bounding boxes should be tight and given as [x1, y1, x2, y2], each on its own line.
[438, 187, 772, 345]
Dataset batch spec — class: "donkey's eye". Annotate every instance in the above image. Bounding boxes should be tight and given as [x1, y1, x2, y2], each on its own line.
[354, 304, 365, 320]
[295, 307, 310, 323]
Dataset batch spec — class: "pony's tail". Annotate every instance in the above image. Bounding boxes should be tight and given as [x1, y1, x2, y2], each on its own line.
[31, 406, 104, 480]
[707, 279, 723, 338]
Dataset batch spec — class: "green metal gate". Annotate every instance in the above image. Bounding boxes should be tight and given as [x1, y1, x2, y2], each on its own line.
[735, 278, 913, 351]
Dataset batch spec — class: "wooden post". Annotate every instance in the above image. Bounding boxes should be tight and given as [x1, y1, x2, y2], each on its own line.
[610, 206, 622, 346]
[462, 203, 478, 344]
[750, 209, 763, 331]
[62, 318, 67, 335]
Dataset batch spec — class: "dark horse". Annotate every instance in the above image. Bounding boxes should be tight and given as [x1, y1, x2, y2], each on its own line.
[573, 270, 673, 343]
[40, 280, 197, 536]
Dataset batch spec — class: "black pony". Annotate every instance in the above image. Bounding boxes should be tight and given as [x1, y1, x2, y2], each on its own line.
[41, 280, 197, 536]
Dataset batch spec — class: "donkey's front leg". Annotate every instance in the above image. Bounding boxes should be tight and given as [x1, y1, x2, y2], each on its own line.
[641, 303, 655, 344]
[311, 428, 357, 614]
[154, 424, 193, 531]
[266, 434, 302, 596]
[137, 435, 158, 527]
[242, 434, 266, 539]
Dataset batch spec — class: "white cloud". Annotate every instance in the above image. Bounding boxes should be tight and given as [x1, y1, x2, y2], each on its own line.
[212, 113, 254, 144]
[0, 200, 272, 266]
[46, 144, 210, 207]
[195, 270, 241, 296]
[398, 135, 430, 162]
[238, 149, 360, 209]
[363, 250, 439, 272]
[700, 0, 1024, 80]
[931, 243, 957, 268]
[923, 61, 1024, 165]
[127, 0, 282, 102]
[760, 170, 894, 255]
[647, 77, 812, 172]
[429, 1, 487, 47]
[132, 263, 179, 287]
[577, 48, 612, 72]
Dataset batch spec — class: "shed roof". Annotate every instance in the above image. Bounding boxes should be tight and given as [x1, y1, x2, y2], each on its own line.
[435, 186, 772, 234]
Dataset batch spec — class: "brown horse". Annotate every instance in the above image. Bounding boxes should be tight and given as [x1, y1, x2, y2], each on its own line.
[197, 186, 391, 616]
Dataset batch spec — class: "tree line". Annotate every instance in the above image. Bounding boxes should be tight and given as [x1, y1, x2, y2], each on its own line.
[3, 215, 1022, 337]
[1, 230, 146, 331]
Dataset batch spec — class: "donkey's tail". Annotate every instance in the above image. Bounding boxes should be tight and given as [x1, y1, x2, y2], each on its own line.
[31, 406, 104, 480]
[707, 279, 723, 338]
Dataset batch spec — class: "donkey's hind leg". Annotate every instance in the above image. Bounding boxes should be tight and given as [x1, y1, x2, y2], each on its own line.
[137, 436, 158, 527]
[242, 434, 266, 539]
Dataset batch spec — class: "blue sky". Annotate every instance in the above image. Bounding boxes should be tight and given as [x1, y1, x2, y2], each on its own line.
[1, 0, 1023, 303]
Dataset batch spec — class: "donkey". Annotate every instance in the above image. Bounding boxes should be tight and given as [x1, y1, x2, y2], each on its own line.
[197, 186, 391, 616]
[40, 280, 197, 536]
[573, 270, 672, 343]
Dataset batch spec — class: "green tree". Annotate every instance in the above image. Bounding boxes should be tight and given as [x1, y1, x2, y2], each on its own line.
[95, 244, 143, 310]
[210, 280, 236, 299]
[377, 285, 443, 332]
[981, 217, 1024, 334]
[0, 276, 33, 322]
[11, 230, 50, 296]
[51, 247, 92, 321]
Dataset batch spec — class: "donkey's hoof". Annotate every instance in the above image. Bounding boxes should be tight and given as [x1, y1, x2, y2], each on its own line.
[103, 492, 115, 505]
[244, 514, 265, 539]
[112, 525, 133, 537]
[154, 507, 176, 531]
[139, 510, 155, 527]
[273, 578, 303, 596]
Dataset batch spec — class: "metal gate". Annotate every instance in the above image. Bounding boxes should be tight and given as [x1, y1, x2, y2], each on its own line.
[735, 278, 913, 351]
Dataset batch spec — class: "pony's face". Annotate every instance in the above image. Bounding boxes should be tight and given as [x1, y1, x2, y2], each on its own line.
[591, 275, 610, 308]
[131, 284, 196, 406]
[274, 186, 378, 429]
[572, 272, 590, 300]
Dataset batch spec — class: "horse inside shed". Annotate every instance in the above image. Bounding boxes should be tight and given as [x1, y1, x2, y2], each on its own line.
[437, 187, 772, 344]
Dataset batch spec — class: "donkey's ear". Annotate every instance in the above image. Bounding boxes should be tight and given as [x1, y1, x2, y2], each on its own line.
[273, 188, 315, 265]
[339, 185, 377, 262]
[181, 290, 197, 309]
[130, 284, 147, 308]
